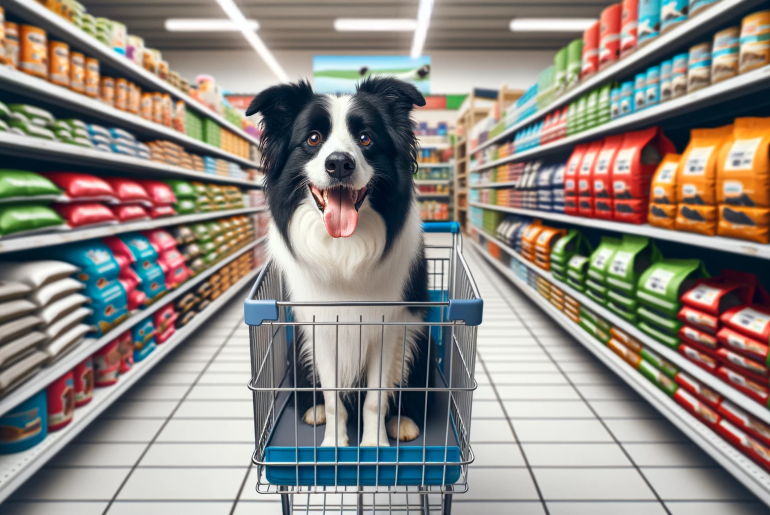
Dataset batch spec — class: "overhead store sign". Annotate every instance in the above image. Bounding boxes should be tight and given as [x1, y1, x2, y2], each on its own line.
[312, 55, 431, 95]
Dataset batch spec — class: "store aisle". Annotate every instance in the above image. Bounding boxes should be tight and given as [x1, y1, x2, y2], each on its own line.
[0, 249, 766, 514]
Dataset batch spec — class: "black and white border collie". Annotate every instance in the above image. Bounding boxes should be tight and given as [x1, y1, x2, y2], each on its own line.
[246, 77, 433, 447]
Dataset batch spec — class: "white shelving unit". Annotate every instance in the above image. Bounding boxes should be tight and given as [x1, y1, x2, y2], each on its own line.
[418, 162, 452, 168]
[468, 201, 770, 260]
[471, 0, 766, 157]
[0, 132, 262, 188]
[0, 236, 265, 419]
[471, 64, 770, 172]
[469, 181, 517, 189]
[468, 236, 770, 505]
[414, 179, 451, 186]
[0, 67, 258, 168]
[0, 206, 264, 254]
[1, 0, 261, 147]
[417, 192, 450, 199]
[0, 264, 261, 503]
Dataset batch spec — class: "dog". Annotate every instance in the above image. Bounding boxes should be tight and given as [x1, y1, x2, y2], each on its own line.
[246, 77, 433, 448]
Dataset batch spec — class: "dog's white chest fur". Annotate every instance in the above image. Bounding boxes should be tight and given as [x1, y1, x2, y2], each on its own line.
[267, 199, 424, 447]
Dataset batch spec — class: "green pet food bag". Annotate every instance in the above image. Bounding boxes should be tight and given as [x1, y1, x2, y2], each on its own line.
[640, 347, 679, 379]
[0, 170, 62, 203]
[0, 101, 10, 119]
[588, 237, 621, 284]
[638, 360, 679, 396]
[637, 259, 708, 317]
[0, 204, 65, 237]
[605, 235, 662, 295]
[165, 180, 197, 199]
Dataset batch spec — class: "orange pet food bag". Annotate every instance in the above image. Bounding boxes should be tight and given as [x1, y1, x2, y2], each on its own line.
[48, 40, 68, 86]
[648, 153, 681, 229]
[717, 117, 770, 243]
[19, 25, 47, 78]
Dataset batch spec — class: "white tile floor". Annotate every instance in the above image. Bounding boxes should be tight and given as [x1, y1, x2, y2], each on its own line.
[1, 245, 768, 514]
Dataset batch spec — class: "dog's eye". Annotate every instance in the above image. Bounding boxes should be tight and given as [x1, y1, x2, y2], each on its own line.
[308, 132, 322, 146]
[359, 133, 372, 147]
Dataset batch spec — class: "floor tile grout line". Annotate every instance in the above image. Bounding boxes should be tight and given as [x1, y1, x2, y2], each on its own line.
[229, 461, 255, 515]
[472, 251, 673, 514]
[475, 333, 551, 512]
[101, 296, 250, 514]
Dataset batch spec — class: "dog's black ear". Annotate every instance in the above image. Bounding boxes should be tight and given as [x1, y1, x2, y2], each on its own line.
[246, 79, 314, 129]
[356, 76, 426, 110]
[246, 79, 314, 175]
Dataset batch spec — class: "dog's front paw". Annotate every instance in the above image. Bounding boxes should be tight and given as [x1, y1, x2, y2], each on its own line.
[360, 430, 390, 447]
[303, 405, 326, 426]
[320, 435, 349, 447]
[386, 416, 420, 442]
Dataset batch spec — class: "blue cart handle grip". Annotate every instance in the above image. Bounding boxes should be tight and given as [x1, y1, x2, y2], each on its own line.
[422, 221, 460, 234]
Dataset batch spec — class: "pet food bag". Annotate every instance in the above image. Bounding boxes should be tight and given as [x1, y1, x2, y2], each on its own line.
[719, 400, 770, 447]
[578, 140, 604, 218]
[648, 153, 681, 229]
[564, 143, 588, 215]
[132, 318, 156, 362]
[740, 11, 770, 75]
[639, 359, 679, 396]
[73, 357, 93, 407]
[716, 117, 770, 243]
[675, 388, 721, 429]
[0, 170, 62, 203]
[54, 203, 118, 228]
[675, 371, 722, 408]
[47, 371, 74, 431]
[718, 327, 769, 365]
[675, 124, 734, 235]
[44, 172, 117, 203]
[0, 390, 47, 454]
[717, 366, 769, 405]
[717, 419, 770, 471]
[621, 0, 639, 55]
[689, 0, 719, 16]
[716, 347, 768, 383]
[93, 339, 120, 386]
[606, 235, 662, 322]
[636, 258, 707, 347]
[608, 337, 643, 367]
[687, 42, 712, 94]
[661, 0, 688, 32]
[0, 204, 65, 238]
[586, 236, 621, 305]
[567, 254, 591, 292]
[599, 4, 622, 68]
[613, 127, 675, 224]
[593, 135, 624, 219]
[642, 346, 679, 378]
[680, 343, 719, 372]
[19, 25, 47, 79]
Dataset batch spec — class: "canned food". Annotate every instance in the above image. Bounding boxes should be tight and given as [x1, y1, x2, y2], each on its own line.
[48, 40, 69, 86]
[46, 371, 74, 431]
[712, 27, 740, 83]
[85, 57, 100, 97]
[5, 22, 19, 69]
[739, 10, 770, 74]
[73, 357, 93, 407]
[127, 82, 140, 114]
[0, 7, 7, 65]
[101, 76, 115, 106]
[19, 25, 48, 78]
[70, 51, 85, 92]
[141, 92, 153, 120]
[115, 77, 128, 111]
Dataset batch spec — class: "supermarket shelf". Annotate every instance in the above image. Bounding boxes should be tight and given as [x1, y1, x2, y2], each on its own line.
[418, 162, 452, 168]
[0, 132, 262, 188]
[414, 179, 451, 186]
[418, 142, 451, 149]
[469, 201, 770, 260]
[469, 237, 770, 506]
[471, 0, 766, 156]
[0, 206, 264, 254]
[1, 0, 261, 147]
[469, 224, 770, 426]
[469, 181, 517, 189]
[418, 192, 450, 199]
[0, 66, 259, 168]
[0, 264, 261, 503]
[471, 63, 770, 172]
[0, 235, 266, 419]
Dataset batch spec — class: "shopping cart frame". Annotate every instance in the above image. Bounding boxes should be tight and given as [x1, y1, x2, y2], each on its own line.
[244, 222, 483, 514]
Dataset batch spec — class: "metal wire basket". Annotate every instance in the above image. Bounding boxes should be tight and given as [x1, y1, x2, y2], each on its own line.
[244, 222, 483, 514]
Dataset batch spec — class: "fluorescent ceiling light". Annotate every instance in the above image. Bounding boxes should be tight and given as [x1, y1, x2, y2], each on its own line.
[334, 19, 417, 32]
[165, 18, 259, 32]
[214, 0, 289, 82]
[510, 18, 596, 32]
[410, 0, 434, 59]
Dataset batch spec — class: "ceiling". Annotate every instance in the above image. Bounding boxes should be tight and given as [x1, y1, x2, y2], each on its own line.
[83, 0, 609, 52]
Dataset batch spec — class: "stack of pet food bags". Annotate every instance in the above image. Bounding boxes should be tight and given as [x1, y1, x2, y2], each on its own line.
[144, 229, 191, 290]
[519, 221, 543, 262]
[0, 171, 67, 239]
[46, 356, 95, 434]
[518, 162, 541, 210]
[46, 172, 123, 228]
[104, 233, 169, 311]
[536, 163, 566, 212]
[565, 242, 591, 293]
[166, 180, 198, 215]
[138, 180, 177, 218]
[550, 229, 583, 283]
[59, 241, 131, 335]
[550, 282, 565, 311]
[0, 261, 91, 397]
[579, 305, 611, 344]
[585, 236, 620, 306]
[635, 258, 707, 351]
[604, 235, 661, 325]
[130, 316, 157, 362]
[536, 276, 551, 302]
[93, 331, 134, 388]
[533, 225, 565, 271]
[87, 125, 151, 158]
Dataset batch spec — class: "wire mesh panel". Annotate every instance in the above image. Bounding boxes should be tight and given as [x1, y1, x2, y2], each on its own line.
[245, 227, 481, 515]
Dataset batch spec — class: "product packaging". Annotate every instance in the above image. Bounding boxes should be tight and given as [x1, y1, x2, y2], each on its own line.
[592, 135, 623, 219]
[637, 0, 661, 45]
[19, 25, 47, 79]
[47, 371, 74, 431]
[671, 53, 688, 99]
[85, 57, 99, 98]
[48, 40, 69, 86]
[687, 42, 712, 93]
[648, 153, 681, 229]
[660, 59, 673, 101]
[712, 27, 740, 83]
[0, 390, 47, 454]
[599, 4, 622, 68]
[620, 0, 639, 55]
[661, 0, 688, 32]
[739, 10, 770, 75]
[581, 22, 600, 78]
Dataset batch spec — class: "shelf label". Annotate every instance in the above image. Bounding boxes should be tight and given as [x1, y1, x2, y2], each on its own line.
[592, 248, 614, 268]
[645, 268, 675, 294]
[608, 251, 633, 277]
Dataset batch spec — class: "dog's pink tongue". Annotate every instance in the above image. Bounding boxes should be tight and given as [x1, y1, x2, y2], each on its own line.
[323, 188, 358, 238]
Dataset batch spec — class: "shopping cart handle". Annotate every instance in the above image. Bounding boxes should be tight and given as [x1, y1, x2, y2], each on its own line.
[447, 298, 484, 326]
[244, 299, 279, 326]
[423, 221, 460, 233]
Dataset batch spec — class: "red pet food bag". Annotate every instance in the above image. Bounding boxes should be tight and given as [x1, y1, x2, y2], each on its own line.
[718, 327, 769, 364]
[612, 127, 676, 224]
[721, 304, 770, 344]
[102, 178, 151, 206]
[582, 21, 600, 77]
[93, 339, 120, 387]
[592, 135, 623, 220]
[679, 325, 719, 353]
[44, 172, 117, 203]
[599, 4, 622, 68]
[679, 343, 718, 373]
[55, 202, 118, 228]
[716, 419, 770, 472]
[136, 180, 176, 206]
[718, 399, 770, 447]
[620, 0, 638, 56]
[674, 388, 721, 429]
[150, 205, 176, 219]
[564, 143, 588, 215]
[144, 229, 178, 254]
[716, 347, 768, 383]
[117, 331, 134, 374]
[111, 204, 150, 222]
[578, 140, 603, 218]
[675, 371, 722, 409]
[717, 366, 770, 405]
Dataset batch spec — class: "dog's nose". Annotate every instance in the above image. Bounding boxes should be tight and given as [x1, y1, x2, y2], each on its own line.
[325, 152, 355, 179]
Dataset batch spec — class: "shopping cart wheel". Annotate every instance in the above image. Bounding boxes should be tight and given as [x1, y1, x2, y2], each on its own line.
[279, 486, 291, 514]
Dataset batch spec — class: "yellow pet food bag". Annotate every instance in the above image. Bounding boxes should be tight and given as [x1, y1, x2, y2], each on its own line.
[717, 117, 770, 208]
[676, 204, 718, 236]
[649, 203, 677, 230]
[651, 153, 681, 205]
[677, 125, 734, 206]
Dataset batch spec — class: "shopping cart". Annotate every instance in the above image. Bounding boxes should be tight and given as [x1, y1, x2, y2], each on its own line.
[244, 222, 483, 514]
